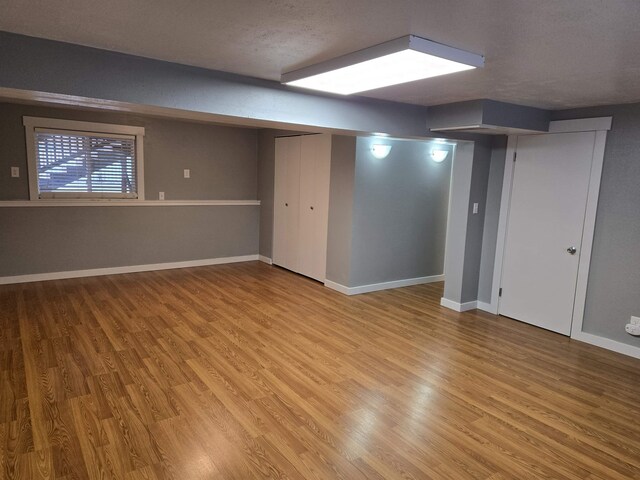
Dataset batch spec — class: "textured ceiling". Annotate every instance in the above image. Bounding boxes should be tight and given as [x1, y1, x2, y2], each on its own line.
[1, 0, 640, 109]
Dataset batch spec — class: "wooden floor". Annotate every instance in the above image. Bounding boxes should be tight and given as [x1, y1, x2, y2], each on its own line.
[1, 262, 640, 479]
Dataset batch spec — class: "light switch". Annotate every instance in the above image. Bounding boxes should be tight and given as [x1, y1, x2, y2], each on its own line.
[472, 202, 479, 214]
[159, 191, 165, 200]
[11, 166, 19, 178]
[183, 169, 190, 178]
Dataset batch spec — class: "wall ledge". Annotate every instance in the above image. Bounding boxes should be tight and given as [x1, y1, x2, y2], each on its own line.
[0, 200, 260, 207]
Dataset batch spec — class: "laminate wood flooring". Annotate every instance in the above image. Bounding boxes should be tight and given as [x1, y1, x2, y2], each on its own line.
[1, 262, 639, 479]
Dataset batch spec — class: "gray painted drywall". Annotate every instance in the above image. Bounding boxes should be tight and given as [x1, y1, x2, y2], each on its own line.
[549, 103, 640, 346]
[257, 128, 308, 259]
[0, 103, 258, 201]
[477, 136, 507, 304]
[427, 100, 485, 131]
[442, 142, 475, 303]
[0, 31, 430, 138]
[482, 100, 550, 132]
[460, 140, 492, 303]
[0, 206, 258, 276]
[326, 136, 357, 286]
[427, 99, 550, 132]
[0, 103, 261, 277]
[348, 137, 452, 287]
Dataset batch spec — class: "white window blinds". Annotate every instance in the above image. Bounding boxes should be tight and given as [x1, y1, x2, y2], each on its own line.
[34, 129, 138, 198]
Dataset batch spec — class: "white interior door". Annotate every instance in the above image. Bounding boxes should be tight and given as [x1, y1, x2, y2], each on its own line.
[273, 136, 301, 272]
[499, 131, 596, 335]
[298, 134, 332, 282]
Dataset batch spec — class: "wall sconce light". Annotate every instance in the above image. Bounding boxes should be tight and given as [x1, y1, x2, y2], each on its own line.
[430, 149, 449, 163]
[371, 144, 392, 159]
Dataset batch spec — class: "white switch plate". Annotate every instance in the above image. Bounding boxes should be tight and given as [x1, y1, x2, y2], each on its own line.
[159, 191, 165, 200]
[183, 169, 190, 178]
[472, 203, 479, 214]
[11, 166, 19, 178]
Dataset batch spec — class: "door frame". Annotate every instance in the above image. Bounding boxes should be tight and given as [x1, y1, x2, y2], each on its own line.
[489, 117, 611, 339]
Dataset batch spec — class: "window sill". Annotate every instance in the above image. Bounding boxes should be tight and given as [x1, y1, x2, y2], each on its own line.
[0, 200, 261, 207]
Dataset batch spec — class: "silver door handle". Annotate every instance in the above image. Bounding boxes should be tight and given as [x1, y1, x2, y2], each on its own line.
[567, 247, 577, 255]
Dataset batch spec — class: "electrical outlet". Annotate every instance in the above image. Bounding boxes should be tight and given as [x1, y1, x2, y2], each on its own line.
[159, 191, 165, 200]
[11, 166, 19, 178]
[625, 323, 640, 336]
[630, 316, 640, 326]
[183, 169, 190, 179]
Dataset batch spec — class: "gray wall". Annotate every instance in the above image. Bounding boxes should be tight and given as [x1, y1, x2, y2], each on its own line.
[477, 136, 507, 304]
[460, 140, 492, 303]
[326, 136, 357, 286]
[0, 102, 258, 201]
[550, 103, 640, 346]
[0, 206, 258, 276]
[442, 142, 474, 303]
[0, 103, 260, 276]
[442, 140, 494, 304]
[427, 99, 550, 132]
[348, 137, 452, 287]
[0, 31, 430, 138]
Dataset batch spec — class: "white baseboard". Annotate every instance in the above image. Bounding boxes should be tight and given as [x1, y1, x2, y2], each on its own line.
[258, 255, 273, 265]
[571, 331, 640, 360]
[0, 254, 259, 285]
[324, 280, 352, 295]
[476, 301, 498, 314]
[324, 274, 444, 296]
[440, 297, 478, 312]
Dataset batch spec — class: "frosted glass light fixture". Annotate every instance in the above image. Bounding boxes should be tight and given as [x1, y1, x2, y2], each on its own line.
[431, 149, 449, 163]
[371, 144, 392, 159]
[282, 35, 484, 95]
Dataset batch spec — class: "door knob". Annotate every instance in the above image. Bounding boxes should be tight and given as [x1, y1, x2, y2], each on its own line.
[567, 247, 577, 255]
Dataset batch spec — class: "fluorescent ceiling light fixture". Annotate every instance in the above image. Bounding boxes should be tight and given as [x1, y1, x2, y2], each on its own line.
[431, 149, 449, 163]
[371, 144, 392, 159]
[282, 35, 483, 95]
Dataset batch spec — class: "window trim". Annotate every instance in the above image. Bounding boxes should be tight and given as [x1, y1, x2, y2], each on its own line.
[23, 116, 145, 201]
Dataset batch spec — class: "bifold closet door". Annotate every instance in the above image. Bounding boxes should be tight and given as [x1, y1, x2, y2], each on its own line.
[298, 134, 331, 282]
[273, 136, 301, 272]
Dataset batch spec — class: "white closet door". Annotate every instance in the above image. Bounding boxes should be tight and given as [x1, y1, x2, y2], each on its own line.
[298, 134, 332, 282]
[273, 136, 301, 272]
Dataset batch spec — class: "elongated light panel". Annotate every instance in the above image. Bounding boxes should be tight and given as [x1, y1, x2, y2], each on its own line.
[282, 36, 483, 95]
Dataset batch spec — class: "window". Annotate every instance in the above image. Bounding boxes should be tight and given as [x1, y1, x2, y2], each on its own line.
[24, 117, 145, 200]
